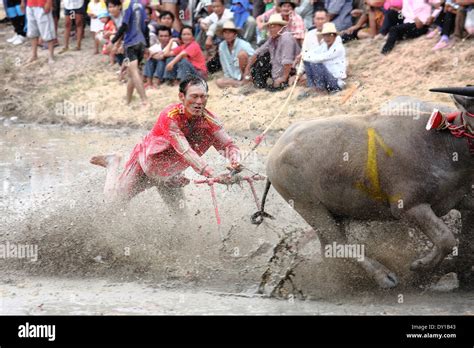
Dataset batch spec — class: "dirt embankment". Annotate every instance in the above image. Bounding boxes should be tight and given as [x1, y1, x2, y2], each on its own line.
[0, 19, 473, 131]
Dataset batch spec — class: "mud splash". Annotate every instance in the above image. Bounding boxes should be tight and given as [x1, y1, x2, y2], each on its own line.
[0, 123, 467, 313]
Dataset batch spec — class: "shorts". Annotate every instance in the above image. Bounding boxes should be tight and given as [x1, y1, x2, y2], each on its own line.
[64, 7, 85, 16]
[125, 42, 145, 62]
[6, 4, 24, 18]
[52, 0, 60, 19]
[115, 53, 125, 65]
[26, 6, 56, 41]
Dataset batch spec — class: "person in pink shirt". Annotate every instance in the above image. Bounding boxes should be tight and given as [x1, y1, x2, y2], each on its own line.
[278, 0, 305, 44]
[163, 25, 209, 81]
[381, 0, 435, 53]
[256, 0, 305, 44]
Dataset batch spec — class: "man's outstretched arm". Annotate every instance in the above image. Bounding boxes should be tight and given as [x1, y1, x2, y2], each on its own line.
[213, 129, 242, 171]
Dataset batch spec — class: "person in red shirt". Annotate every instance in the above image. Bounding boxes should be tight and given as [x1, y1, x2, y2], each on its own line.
[162, 25, 208, 81]
[90, 76, 241, 206]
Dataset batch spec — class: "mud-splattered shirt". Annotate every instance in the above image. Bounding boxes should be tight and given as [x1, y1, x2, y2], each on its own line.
[123, 103, 240, 178]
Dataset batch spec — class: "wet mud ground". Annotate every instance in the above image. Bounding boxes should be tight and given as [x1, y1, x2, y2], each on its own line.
[1, 122, 473, 315]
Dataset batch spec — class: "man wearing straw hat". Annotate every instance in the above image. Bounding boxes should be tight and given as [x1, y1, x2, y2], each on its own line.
[216, 21, 256, 88]
[242, 13, 300, 92]
[297, 21, 346, 98]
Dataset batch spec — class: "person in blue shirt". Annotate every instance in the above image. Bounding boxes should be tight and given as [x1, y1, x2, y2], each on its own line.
[111, 0, 150, 108]
[325, 0, 353, 31]
[216, 21, 255, 88]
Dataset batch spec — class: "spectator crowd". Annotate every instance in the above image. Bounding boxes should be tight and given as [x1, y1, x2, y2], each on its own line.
[3, 0, 473, 103]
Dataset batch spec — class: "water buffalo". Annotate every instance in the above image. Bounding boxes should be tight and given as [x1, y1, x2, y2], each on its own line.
[254, 88, 474, 289]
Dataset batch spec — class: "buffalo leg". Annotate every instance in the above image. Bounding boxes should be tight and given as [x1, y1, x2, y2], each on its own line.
[404, 204, 457, 272]
[296, 201, 398, 288]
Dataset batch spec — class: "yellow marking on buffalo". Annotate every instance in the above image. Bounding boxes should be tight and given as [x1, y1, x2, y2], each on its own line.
[356, 128, 400, 203]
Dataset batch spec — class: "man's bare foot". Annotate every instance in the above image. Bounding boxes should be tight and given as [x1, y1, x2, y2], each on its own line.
[90, 154, 121, 168]
[48, 57, 55, 64]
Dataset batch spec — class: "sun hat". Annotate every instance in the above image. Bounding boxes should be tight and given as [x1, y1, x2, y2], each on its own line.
[263, 13, 288, 27]
[321, 22, 338, 35]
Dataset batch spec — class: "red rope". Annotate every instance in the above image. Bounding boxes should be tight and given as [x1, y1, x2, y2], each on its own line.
[447, 112, 474, 139]
[194, 174, 266, 227]
[209, 185, 221, 226]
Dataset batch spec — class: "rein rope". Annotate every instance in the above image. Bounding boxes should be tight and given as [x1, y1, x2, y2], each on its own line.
[196, 60, 305, 231]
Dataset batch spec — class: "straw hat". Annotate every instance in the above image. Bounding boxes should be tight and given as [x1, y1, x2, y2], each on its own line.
[221, 20, 242, 33]
[263, 13, 288, 27]
[216, 20, 242, 36]
[321, 22, 338, 35]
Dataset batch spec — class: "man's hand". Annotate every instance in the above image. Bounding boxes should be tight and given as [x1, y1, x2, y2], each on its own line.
[200, 21, 210, 31]
[242, 74, 252, 84]
[414, 17, 424, 29]
[344, 25, 359, 35]
[273, 77, 287, 87]
[227, 162, 243, 173]
[350, 9, 363, 17]
[205, 36, 213, 50]
[43, 0, 52, 13]
[242, 67, 252, 83]
[294, 53, 302, 64]
[154, 52, 165, 60]
[165, 61, 175, 71]
[201, 165, 215, 178]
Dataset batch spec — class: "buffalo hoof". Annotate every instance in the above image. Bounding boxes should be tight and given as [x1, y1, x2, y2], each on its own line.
[410, 246, 444, 272]
[361, 258, 399, 288]
[374, 270, 399, 289]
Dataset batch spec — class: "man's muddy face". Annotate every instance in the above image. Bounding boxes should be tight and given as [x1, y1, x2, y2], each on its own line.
[314, 11, 328, 31]
[179, 84, 208, 117]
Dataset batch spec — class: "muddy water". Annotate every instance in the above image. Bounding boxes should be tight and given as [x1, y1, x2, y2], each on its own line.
[0, 123, 473, 315]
